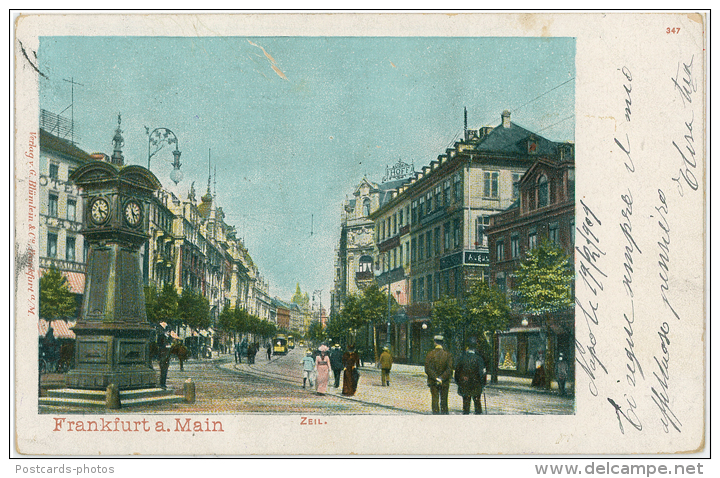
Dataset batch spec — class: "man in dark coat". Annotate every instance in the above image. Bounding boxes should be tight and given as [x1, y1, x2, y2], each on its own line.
[425, 335, 454, 414]
[454, 337, 489, 414]
[329, 344, 344, 388]
[157, 326, 171, 389]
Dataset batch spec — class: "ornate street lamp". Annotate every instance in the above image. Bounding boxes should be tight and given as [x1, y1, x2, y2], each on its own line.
[146, 127, 183, 185]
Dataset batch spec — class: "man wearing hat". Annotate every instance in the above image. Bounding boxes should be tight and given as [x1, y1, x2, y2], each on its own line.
[425, 335, 454, 414]
[454, 337, 489, 414]
[379, 346, 393, 386]
[329, 344, 344, 388]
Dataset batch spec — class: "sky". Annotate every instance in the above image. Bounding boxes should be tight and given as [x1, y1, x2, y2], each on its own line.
[38, 36, 575, 306]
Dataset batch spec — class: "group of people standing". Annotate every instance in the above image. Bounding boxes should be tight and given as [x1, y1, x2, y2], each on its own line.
[425, 334, 490, 415]
[301, 343, 361, 396]
[234, 339, 270, 364]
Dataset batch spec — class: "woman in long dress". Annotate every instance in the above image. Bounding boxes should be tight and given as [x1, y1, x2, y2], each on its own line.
[342, 345, 361, 396]
[315, 345, 331, 395]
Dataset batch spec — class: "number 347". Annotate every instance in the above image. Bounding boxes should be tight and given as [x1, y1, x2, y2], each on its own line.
[667, 27, 681, 34]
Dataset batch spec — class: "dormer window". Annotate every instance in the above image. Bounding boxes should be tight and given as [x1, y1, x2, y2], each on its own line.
[362, 198, 370, 217]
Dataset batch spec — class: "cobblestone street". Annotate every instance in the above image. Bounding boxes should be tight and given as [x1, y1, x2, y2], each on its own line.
[41, 348, 574, 415]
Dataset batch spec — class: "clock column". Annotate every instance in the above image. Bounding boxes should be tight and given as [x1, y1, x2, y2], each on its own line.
[66, 161, 162, 391]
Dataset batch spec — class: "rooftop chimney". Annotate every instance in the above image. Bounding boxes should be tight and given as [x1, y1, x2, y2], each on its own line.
[502, 110, 511, 128]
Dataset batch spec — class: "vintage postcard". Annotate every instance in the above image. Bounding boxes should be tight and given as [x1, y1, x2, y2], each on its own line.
[12, 12, 707, 456]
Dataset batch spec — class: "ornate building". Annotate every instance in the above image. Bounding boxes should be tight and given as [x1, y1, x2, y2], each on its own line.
[370, 110, 573, 364]
[486, 151, 575, 378]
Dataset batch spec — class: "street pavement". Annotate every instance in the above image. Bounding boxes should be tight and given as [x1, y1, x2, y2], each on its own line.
[40, 347, 574, 415]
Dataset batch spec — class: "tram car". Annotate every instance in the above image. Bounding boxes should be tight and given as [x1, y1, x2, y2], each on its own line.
[287, 335, 295, 349]
[273, 335, 288, 355]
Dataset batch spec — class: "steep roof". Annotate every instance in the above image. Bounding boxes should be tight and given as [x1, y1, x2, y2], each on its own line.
[475, 121, 558, 157]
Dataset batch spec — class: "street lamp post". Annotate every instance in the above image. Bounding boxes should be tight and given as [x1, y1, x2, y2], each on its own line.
[146, 127, 183, 185]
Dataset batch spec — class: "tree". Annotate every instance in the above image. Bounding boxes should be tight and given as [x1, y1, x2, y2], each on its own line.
[154, 282, 179, 328]
[514, 239, 574, 388]
[430, 295, 466, 355]
[39, 266, 77, 320]
[178, 288, 210, 331]
[307, 320, 325, 344]
[465, 280, 511, 338]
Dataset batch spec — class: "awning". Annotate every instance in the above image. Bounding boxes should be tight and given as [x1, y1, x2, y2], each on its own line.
[38, 319, 76, 339]
[39, 269, 85, 294]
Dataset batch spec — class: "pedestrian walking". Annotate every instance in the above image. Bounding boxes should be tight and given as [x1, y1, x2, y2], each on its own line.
[379, 346, 393, 386]
[342, 344, 361, 396]
[329, 344, 343, 388]
[247, 342, 256, 364]
[234, 341, 241, 364]
[454, 337, 488, 414]
[301, 350, 315, 389]
[157, 326, 171, 389]
[424, 335, 453, 414]
[266, 342, 272, 361]
[556, 353, 569, 396]
[239, 338, 248, 364]
[532, 351, 546, 388]
[315, 344, 331, 395]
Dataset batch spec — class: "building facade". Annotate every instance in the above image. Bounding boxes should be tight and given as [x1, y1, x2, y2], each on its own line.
[369, 110, 573, 364]
[486, 151, 575, 379]
[38, 125, 93, 316]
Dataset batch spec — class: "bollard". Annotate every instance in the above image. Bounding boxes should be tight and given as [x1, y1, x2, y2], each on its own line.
[106, 383, 121, 409]
[184, 378, 196, 404]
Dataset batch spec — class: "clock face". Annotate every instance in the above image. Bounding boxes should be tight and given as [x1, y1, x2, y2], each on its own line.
[90, 197, 110, 225]
[124, 200, 143, 227]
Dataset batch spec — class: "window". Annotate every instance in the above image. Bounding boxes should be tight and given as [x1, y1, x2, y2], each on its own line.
[444, 180, 451, 205]
[399, 244, 403, 266]
[411, 201, 417, 225]
[484, 171, 499, 198]
[48, 194, 58, 217]
[399, 209, 404, 226]
[426, 191, 433, 214]
[453, 174, 463, 202]
[411, 238, 417, 263]
[475, 215, 490, 248]
[358, 256, 373, 272]
[453, 218, 463, 249]
[84, 241, 89, 262]
[418, 197, 424, 220]
[47, 232, 58, 258]
[538, 175, 549, 208]
[444, 222, 452, 250]
[528, 231, 538, 250]
[512, 173, 522, 199]
[426, 231, 432, 258]
[549, 223, 559, 244]
[511, 234, 520, 258]
[496, 240, 505, 262]
[435, 186, 442, 210]
[66, 236, 76, 262]
[405, 242, 409, 266]
[67, 199, 76, 221]
[49, 164, 59, 180]
[392, 213, 397, 235]
[418, 233, 424, 261]
[362, 198, 371, 217]
[417, 277, 425, 303]
[496, 272, 506, 292]
[393, 248, 397, 269]
[567, 169, 575, 199]
[412, 279, 417, 303]
[434, 227, 441, 255]
[426, 274, 433, 302]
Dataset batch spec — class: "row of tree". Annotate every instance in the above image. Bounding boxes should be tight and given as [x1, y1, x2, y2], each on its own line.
[329, 240, 573, 368]
[216, 305, 278, 341]
[144, 283, 211, 332]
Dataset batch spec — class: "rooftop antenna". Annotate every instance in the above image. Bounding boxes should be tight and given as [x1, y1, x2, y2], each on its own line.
[310, 214, 314, 236]
[62, 77, 84, 144]
[206, 148, 212, 195]
[214, 164, 217, 197]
